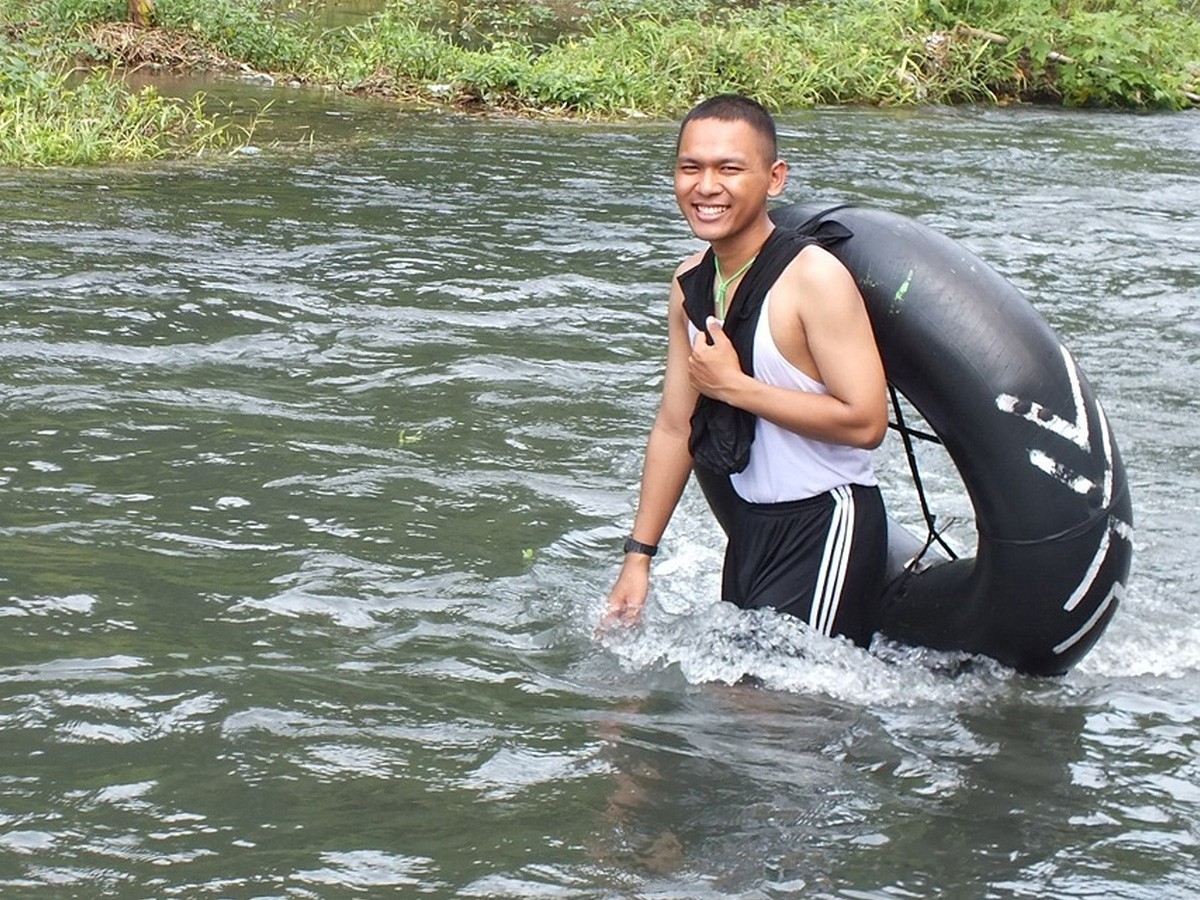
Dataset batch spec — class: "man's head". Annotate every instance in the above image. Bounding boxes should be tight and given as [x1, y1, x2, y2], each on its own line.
[674, 95, 787, 250]
[676, 94, 779, 166]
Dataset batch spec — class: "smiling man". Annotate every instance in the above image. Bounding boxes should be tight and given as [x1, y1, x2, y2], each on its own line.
[604, 94, 890, 647]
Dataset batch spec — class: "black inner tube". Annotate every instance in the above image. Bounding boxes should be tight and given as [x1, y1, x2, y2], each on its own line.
[770, 203, 1134, 676]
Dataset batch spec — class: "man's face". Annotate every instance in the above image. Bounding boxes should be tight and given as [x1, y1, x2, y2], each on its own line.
[674, 117, 787, 246]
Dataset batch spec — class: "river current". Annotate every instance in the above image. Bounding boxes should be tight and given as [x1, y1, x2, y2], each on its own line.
[1, 88, 1198, 897]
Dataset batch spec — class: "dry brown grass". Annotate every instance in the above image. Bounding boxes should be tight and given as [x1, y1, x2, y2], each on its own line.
[79, 21, 241, 72]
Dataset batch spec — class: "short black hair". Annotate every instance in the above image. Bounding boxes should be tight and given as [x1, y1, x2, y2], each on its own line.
[676, 94, 779, 162]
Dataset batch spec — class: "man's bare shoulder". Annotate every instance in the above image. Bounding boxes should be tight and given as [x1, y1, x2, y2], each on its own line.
[775, 243, 861, 310]
[785, 243, 855, 285]
[666, 249, 705, 316]
[673, 248, 707, 279]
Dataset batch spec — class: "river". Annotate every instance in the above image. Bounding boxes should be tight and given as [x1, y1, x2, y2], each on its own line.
[1, 85, 1198, 897]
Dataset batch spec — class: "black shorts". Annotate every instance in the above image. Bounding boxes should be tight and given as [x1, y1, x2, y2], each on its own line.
[718, 483, 888, 647]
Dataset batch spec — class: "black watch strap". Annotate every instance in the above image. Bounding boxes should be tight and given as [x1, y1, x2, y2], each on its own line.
[623, 537, 658, 558]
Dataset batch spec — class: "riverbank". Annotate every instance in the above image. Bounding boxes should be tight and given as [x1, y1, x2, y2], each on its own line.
[2, 0, 1198, 166]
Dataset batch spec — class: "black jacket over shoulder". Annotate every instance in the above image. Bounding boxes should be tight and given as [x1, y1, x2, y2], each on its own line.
[679, 210, 853, 475]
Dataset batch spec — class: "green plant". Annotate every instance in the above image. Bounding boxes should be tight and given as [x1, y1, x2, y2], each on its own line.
[0, 45, 255, 166]
[154, 0, 316, 70]
[3, 0, 1197, 162]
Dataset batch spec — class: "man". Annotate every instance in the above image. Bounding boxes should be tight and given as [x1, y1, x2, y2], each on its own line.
[603, 94, 889, 647]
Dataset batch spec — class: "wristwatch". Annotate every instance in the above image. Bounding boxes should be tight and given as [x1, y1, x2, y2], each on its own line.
[622, 537, 659, 558]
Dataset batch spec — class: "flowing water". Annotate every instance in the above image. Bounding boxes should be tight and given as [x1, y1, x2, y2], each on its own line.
[1, 85, 1198, 898]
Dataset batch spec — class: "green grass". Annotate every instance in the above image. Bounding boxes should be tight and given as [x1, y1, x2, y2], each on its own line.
[1, 0, 1197, 166]
[0, 44, 255, 166]
[327, 0, 1200, 112]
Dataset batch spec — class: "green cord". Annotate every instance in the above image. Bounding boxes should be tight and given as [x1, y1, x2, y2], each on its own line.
[713, 255, 756, 320]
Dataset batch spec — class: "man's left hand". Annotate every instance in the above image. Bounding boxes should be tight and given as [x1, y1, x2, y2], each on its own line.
[688, 317, 745, 401]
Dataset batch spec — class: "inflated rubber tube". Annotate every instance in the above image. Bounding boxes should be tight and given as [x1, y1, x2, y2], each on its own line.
[768, 203, 1134, 676]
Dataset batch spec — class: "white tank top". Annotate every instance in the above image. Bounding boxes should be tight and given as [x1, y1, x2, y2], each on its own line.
[690, 291, 877, 503]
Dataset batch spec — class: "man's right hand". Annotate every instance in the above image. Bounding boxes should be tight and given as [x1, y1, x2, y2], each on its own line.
[602, 556, 652, 627]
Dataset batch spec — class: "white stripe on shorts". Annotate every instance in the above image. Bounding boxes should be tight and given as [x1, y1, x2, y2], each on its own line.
[809, 486, 855, 636]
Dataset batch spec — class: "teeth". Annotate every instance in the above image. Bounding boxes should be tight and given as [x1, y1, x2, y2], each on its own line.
[697, 205, 727, 214]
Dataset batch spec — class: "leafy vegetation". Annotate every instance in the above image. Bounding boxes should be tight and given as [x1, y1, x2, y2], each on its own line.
[322, 0, 1200, 111]
[1, 0, 1197, 166]
[0, 42, 256, 166]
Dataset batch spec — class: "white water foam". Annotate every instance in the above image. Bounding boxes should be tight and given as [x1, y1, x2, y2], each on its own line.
[595, 489, 1012, 707]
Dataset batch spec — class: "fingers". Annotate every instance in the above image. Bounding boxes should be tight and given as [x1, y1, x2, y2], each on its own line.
[599, 603, 638, 632]
[692, 316, 727, 352]
[601, 606, 635, 629]
[604, 594, 644, 625]
[601, 585, 647, 630]
[689, 317, 739, 397]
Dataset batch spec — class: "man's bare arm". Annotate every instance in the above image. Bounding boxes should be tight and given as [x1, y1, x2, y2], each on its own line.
[603, 271, 700, 625]
[688, 247, 887, 449]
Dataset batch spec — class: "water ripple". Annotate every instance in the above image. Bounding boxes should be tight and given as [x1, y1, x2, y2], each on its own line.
[0, 104, 1197, 898]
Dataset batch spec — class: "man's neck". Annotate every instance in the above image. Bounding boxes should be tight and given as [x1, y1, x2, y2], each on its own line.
[710, 218, 775, 273]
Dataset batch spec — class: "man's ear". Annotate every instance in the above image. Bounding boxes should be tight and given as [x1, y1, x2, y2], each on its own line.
[767, 159, 788, 197]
